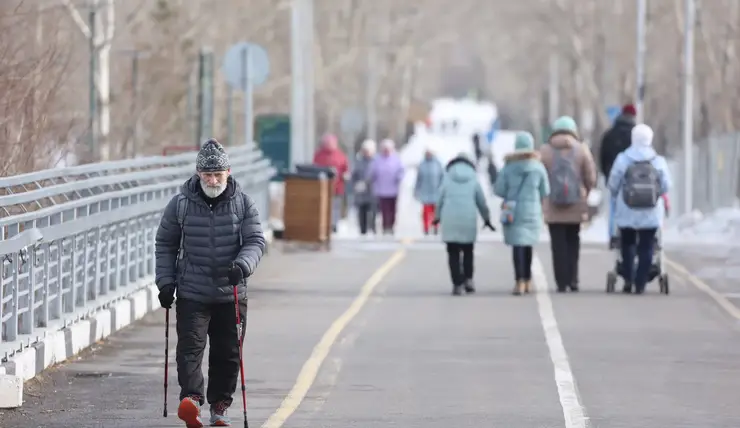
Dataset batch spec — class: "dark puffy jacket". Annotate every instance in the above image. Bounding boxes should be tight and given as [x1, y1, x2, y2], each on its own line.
[154, 175, 265, 303]
[599, 114, 635, 177]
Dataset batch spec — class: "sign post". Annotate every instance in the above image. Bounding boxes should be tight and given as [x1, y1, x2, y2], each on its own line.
[222, 42, 270, 146]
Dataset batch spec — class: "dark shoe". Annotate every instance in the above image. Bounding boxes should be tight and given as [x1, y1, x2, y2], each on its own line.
[178, 396, 204, 428]
[568, 283, 579, 292]
[452, 285, 463, 296]
[556, 285, 567, 293]
[464, 279, 476, 294]
[622, 283, 633, 294]
[634, 285, 645, 295]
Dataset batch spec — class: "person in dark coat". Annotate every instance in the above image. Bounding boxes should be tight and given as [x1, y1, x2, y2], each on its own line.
[600, 104, 637, 245]
[352, 139, 377, 235]
[600, 104, 637, 178]
[155, 138, 266, 427]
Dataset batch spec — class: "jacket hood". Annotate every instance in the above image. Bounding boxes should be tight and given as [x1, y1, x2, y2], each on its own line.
[445, 156, 477, 183]
[504, 151, 542, 172]
[548, 133, 579, 149]
[624, 124, 656, 160]
[181, 174, 240, 202]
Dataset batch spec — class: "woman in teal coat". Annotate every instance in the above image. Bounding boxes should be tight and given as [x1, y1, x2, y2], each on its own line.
[494, 132, 550, 295]
[434, 153, 494, 296]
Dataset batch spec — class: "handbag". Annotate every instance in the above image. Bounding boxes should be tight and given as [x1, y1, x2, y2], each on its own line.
[500, 172, 530, 225]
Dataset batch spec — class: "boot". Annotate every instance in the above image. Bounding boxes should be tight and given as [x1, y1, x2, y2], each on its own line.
[464, 279, 476, 294]
[523, 280, 531, 294]
[512, 280, 525, 296]
[452, 284, 463, 296]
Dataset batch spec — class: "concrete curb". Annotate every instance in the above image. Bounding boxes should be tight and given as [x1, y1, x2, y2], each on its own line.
[0, 283, 160, 408]
[0, 228, 272, 408]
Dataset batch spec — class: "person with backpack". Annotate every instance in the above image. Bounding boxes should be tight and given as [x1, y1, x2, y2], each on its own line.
[540, 116, 597, 292]
[494, 132, 550, 295]
[155, 138, 267, 427]
[432, 152, 495, 295]
[607, 124, 671, 294]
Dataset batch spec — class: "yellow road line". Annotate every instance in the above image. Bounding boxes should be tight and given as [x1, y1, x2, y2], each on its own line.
[260, 246, 408, 428]
[664, 257, 740, 321]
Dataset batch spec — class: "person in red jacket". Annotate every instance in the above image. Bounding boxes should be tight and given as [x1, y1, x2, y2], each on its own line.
[313, 133, 349, 232]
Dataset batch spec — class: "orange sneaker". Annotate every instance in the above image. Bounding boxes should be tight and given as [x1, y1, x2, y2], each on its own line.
[177, 396, 204, 428]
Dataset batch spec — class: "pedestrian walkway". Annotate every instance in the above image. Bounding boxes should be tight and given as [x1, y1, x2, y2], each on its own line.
[2, 236, 740, 427]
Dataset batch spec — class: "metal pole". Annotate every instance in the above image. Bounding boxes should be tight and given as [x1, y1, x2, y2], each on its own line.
[303, 0, 315, 156]
[131, 53, 140, 158]
[636, 0, 647, 123]
[241, 46, 255, 147]
[88, 2, 98, 161]
[226, 86, 234, 146]
[290, 0, 305, 166]
[682, 0, 695, 213]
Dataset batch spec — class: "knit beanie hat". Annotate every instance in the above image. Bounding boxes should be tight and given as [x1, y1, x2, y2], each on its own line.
[550, 116, 579, 138]
[514, 132, 535, 152]
[196, 138, 230, 172]
[622, 104, 637, 116]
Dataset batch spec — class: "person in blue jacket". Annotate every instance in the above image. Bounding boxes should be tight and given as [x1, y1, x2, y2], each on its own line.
[494, 132, 550, 295]
[414, 148, 445, 235]
[607, 124, 672, 294]
[433, 153, 495, 296]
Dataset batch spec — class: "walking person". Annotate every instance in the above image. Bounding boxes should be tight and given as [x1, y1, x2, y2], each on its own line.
[313, 133, 349, 233]
[367, 139, 404, 235]
[539, 116, 597, 292]
[494, 132, 549, 295]
[155, 139, 266, 427]
[607, 124, 671, 294]
[351, 139, 377, 236]
[433, 153, 495, 295]
[599, 103, 637, 246]
[414, 148, 444, 235]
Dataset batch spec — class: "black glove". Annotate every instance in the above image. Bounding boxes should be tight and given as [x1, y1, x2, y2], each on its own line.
[228, 263, 245, 285]
[158, 283, 176, 309]
[483, 220, 496, 232]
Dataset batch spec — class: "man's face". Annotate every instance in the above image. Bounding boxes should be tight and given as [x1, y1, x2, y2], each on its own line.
[199, 170, 230, 198]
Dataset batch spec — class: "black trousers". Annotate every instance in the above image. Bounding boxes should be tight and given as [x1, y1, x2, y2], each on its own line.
[512, 245, 533, 281]
[357, 202, 376, 235]
[446, 242, 474, 286]
[548, 223, 581, 290]
[176, 298, 247, 406]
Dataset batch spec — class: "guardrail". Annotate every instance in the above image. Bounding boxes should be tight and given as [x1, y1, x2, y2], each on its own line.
[0, 143, 275, 358]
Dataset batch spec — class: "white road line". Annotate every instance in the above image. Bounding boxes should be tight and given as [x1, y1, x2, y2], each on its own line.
[532, 254, 590, 428]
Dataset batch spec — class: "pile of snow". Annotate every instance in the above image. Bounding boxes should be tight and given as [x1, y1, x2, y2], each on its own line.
[663, 207, 740, 246]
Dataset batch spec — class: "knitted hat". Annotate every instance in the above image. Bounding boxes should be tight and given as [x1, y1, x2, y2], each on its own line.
[550, 116, 579, 138]
[622, 103, 637, 116]
[514, 132, 535, 152]
[196, 138, 230, 172]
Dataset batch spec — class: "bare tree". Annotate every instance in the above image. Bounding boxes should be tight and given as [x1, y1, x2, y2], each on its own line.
[0, 1, 76, 177]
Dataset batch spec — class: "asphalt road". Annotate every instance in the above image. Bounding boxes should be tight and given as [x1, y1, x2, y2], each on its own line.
[1, 238, 740, 428]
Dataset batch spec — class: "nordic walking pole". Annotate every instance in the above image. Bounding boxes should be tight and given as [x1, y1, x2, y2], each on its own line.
[232, 269, 249, 428]
[163, 307, 170, 417]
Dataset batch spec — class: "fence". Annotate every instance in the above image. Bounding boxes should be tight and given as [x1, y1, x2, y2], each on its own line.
[667, 132, 740, 217]
[0, 144, 275, 358]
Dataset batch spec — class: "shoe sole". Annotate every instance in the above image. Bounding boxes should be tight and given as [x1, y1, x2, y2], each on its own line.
[178, 399, 204, 428]
[210, 419, 231, 427]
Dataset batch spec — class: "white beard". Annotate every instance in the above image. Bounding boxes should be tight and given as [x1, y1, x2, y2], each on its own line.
[200, 180, 227, 198]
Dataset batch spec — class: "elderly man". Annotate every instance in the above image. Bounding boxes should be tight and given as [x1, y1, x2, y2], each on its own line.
[155, 138, 266, 427]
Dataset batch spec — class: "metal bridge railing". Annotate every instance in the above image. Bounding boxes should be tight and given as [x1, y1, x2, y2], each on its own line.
[0, 143, 275, 358]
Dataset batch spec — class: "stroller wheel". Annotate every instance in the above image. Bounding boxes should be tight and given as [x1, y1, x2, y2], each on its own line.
[606, 272, 617, 293]
[659, 274, 670, 295]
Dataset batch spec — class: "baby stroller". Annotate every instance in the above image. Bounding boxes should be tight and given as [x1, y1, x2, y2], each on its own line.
[605, 198, 669, 294]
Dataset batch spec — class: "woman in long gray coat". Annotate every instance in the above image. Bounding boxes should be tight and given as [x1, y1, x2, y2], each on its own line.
[351, 139, 377, 235]
[494, 132, 550, 295]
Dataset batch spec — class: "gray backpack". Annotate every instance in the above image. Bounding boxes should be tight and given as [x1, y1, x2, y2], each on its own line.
[548, 147, 582, 206]
[622, 157, 660, 208]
